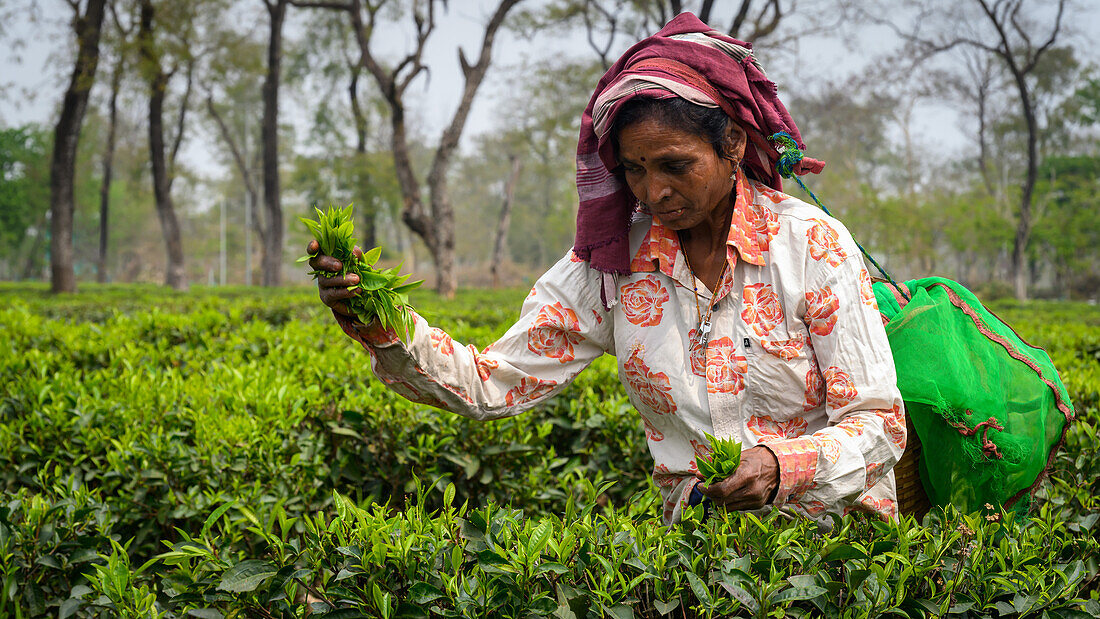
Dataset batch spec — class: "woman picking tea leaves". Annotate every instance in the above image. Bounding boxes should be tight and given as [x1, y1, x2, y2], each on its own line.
[308, 13, 905, 525]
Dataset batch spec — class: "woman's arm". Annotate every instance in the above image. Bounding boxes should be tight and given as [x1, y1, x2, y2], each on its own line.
[763, 232, 906, 517]
[320, 249, 613, 421]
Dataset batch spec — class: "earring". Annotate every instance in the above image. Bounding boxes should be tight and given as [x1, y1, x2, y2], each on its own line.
[635, 198, 649, 214]
[729, 159, 741, 180]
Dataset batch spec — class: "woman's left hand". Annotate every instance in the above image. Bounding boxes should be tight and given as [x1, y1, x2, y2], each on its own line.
[698, 446, 780, 510]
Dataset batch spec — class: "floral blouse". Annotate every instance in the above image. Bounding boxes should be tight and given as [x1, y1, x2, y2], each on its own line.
[335, 174, 906, 525]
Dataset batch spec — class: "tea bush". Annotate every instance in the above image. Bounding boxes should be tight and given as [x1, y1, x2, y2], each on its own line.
[0, 283, 1097, 617]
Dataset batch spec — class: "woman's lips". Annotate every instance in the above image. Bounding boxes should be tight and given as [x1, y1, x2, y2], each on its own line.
[657, 207, 685, 217]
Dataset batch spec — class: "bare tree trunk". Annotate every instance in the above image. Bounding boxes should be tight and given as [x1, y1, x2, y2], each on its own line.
[974, 0, 1064, 301]
[140, 0, 187, 290]
[340, 0, 522, 298]
[348, 63, 367, 154]
[50, 0, 108, 293]
[490, 155, 522, 288]
[21, 212, 49, 280]
[97, 51, 123, 284]
[347, 62, 377, 248]
[424, 0, 521, 297]
[260, 0, 287, 287]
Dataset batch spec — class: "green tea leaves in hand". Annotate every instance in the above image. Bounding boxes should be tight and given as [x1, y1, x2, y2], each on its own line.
[696, 432, 742, 485]
[300, 205, 422, 341]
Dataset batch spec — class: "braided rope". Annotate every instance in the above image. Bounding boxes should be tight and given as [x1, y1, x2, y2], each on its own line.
[768, 132, 909, 301]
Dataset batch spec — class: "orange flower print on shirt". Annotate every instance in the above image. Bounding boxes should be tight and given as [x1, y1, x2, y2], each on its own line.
[652, 464, 678, 488]
[858, 269, 878, 308]
[429, 328, 454, 355]
[687, 329, 706, 377]
[805, 287, 840, 337]
[812, 435, 842, 464]
[691, 438, 712, 458]
[754, 181, 788, 205]
[835, 416, 865, 437]
[876, 404, 907, 450]
[747, 414, 808, 443]
[569, 250, 584, 263]
[856, 496, 897, 519]
[865, 462, 886, 489]
[641, 414, 664, 442]
[622, 350, 677, 415]
[761, 333, 805, 361]
[794, 498, 827, 516]
[620, 277, 670, 327]
[806, 219, 847, 267]
[823, 366, 858, 410]
[752, 205, 782, 252]
[592, 309, 603, 325]
[504, 376, 557, 406]
[741, 283, 784, 337]
[527, 302, 584, 363]
[705, 337, 748, 395]
[804, 357, 825, 412]
[466, 344, 499, 381]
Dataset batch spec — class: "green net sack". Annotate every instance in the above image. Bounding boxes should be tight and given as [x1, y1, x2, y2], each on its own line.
[873, 277, 1074, 515]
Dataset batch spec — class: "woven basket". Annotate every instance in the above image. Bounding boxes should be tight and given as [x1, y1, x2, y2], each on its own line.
[896, 412, 931, 519]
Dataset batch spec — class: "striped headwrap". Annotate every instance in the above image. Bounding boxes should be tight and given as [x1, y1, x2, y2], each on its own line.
[573, 13, 824, 308]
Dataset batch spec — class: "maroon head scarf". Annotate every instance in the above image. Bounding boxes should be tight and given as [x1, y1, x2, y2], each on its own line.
[573, 13, 824, 305]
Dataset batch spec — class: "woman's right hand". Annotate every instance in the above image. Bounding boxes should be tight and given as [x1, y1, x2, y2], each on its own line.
[307, 239, 363, 318]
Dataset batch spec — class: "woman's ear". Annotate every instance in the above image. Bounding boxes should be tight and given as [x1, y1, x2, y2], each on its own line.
[726, 122, 748, 162]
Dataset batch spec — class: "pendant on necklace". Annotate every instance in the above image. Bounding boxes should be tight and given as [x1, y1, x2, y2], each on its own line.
[696, 315, 712, 347]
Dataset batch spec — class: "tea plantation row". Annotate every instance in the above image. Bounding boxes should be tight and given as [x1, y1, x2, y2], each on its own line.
[0, 283, 1097, 617]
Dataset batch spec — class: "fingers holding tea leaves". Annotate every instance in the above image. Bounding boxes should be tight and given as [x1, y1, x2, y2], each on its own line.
[699, 446, 779, 510]
[318, 272, 361, 310]
[300, 205, 422, 341]
[309, 253, 343, 274]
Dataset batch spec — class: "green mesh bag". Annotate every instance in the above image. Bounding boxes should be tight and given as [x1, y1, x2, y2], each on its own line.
[872, 277, 1074, 515]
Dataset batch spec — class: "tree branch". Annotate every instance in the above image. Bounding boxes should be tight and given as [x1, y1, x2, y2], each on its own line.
[167, 55, 195, 190]
[698, 0, 716, 23]
[288, 0, 353, 8]
[1023, 0, 1065, 74]
[729, 0, 752, 38]
[748, 0, 782, 41]
[206, 94, 259, 202]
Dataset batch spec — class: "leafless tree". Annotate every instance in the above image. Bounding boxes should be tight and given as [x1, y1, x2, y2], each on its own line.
[876, 0, 1068, 300]
[137, 0, 197, 290]
[490, 154, 522, 287]
[97, 1, 132, 283]
[298, 0, 524, 297]
[50, 0, 108, 293]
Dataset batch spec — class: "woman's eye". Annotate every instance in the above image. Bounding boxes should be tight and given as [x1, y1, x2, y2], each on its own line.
[665, 162, 690, 173]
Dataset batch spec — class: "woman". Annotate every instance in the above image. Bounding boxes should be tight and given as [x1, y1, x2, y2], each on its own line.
[309, 13, 905, 525]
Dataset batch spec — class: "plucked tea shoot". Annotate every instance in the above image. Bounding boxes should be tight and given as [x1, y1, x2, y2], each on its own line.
[299, 205, 422, 341]
[697, 432, 742, 485]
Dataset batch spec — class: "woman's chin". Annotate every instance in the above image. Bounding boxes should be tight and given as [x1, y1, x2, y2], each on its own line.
[652, 208, 692, 227]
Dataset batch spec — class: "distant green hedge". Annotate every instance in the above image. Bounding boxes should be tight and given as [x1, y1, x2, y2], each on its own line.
[0, 284, 1098, 617]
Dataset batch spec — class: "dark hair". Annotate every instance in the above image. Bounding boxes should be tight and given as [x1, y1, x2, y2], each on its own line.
[609, 97, 740, 166]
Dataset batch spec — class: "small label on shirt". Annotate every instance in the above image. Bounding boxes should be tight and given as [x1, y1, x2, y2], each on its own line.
[743, 337, 751, 349]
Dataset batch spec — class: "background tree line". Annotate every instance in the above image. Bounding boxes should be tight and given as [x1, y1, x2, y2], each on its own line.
[0, 0, 1096, 300]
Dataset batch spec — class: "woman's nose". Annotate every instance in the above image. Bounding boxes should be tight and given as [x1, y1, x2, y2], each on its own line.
[643, 176, 672, 204]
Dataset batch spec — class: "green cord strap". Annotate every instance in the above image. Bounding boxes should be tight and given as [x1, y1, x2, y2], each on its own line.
[768, 132, 909, 301]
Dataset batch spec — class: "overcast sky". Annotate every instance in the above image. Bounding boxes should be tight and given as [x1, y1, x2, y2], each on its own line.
[2, 1, 1096, 177]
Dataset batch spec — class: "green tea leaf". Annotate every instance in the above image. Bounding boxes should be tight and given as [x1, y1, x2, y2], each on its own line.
[217, 560, 278, 593]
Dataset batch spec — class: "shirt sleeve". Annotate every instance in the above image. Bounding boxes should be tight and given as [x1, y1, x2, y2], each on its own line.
[333, 251, 613, 421]
[765, 224, 906, 514]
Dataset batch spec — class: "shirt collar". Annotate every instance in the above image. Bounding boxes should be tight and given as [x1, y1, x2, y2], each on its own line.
[630, 172, 768, 276]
